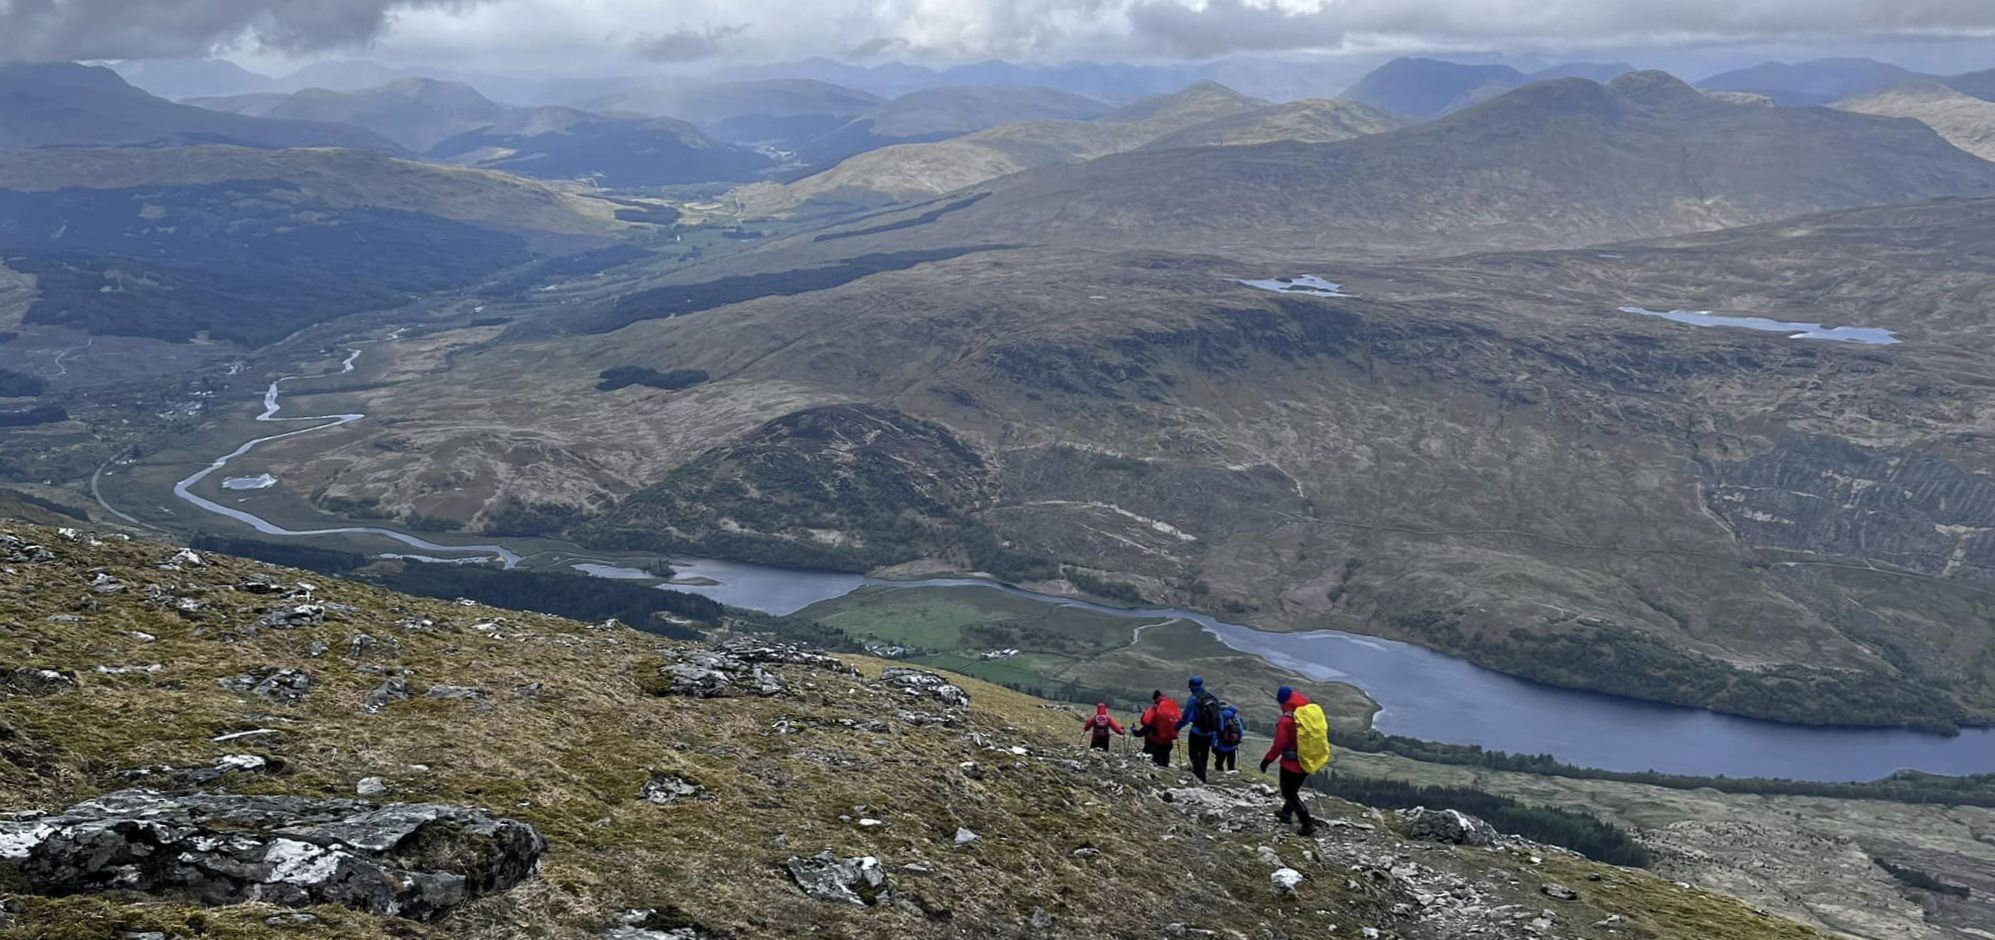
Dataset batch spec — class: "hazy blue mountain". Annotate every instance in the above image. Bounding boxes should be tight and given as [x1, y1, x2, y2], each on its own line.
[0, 62, 397, 151]
[108, 58, 273, 99]
[1697, 57, 1931, 106]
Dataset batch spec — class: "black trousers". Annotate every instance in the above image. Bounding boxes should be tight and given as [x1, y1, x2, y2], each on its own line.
[1147, 740, 1173, 766]
[1214, 749, 1237, 772]
[1279, 769, 1314, 830]
[1186, 736, 1211, 781]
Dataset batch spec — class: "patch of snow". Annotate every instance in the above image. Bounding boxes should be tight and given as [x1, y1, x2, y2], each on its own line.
[1617, 306, 1898, 345]
[1238, 275, 1354, 297]
[221, 474, 278, 490]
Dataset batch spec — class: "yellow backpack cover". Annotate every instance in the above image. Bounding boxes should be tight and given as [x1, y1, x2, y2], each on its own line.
[1293, 702, 1332, 774]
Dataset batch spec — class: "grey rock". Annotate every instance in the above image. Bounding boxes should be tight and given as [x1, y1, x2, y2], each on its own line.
[954, 827, 979, 845]
[348, 633, 400, 660]
[638, 774, 705, 805]
[166, 548, 205, 567]
[1399, 807, 1498, 847]
[1072, 847, 1100, 859]
[362, 677, 410, 715]
[713, 637, 857, 674]
[18, 789, 544, 920]
[238, 577, 285, 594]
[253, 604, 325, 630]
[604, 908, 711, 939]
[424, 685, 486, 700]
[120, 753, 269, 786]
[219, 667, 313, 704]
[265, 911, 320, 927]
[876, 668, 970, 708]
[356, 777, 389, 798]
[0, 667, 79, 696]
[1272, 867, 1304, 895]
[1542, 883, 1578, 901]
[784, 851, 890, 906]
[651, 649, 786, 698]
[89, 573, 126, 594]
[1031, 906, 1055, 930]
[0, 535, 55, 563]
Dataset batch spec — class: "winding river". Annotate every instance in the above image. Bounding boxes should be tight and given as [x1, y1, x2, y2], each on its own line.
[168, 346, 1995, 781]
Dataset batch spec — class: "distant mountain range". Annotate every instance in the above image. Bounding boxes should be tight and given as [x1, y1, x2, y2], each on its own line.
[1339, 58, 1636, 118]
[0, 62, 398, 151]
[741, 82, 1402, 212]
[1696, 57, 1929, 106]
[182, 77, 776, 187]
[809, 71, 1995, 260]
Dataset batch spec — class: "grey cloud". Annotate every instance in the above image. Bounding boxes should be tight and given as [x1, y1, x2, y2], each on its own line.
[0, 0, 478, 61]
[632, 22, 747, 62]
[1127, 0, 1995, 58]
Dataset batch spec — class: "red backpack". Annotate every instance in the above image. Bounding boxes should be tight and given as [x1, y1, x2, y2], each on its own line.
[1151, 698, 1181, 743]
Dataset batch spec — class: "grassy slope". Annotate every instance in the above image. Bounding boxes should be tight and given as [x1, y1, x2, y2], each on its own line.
[0, 522, 1812, 940]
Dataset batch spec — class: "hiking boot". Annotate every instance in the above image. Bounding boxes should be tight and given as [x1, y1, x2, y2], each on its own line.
[1277, 811, 1293, 825]
[1298, 822, 1318, 837]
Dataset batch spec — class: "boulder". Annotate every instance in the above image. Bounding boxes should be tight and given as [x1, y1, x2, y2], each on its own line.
[876, 668, 970, 708]
[15, 789, 544, 920]
[120, 754, 270, 786]
[253, 604, 326, 630]
[0, 667, 78, 697]
[1399, 807, 1498, 847]
[361, 677, 410, 714]
[219, 667, 313, 704]
[1542, 883, 1578, 901]
[0, 534, 55, 563]
[713, 637, 857, 675]
[650, 650, 785, 698]
[638, 774, 704, 805]
[424, 685, 486, 700]
[1271, 867, 1304, 896]
[783, 851, 890, 906]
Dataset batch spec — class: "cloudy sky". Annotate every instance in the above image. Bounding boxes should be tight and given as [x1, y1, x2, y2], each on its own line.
[7, 0, 1995, 75]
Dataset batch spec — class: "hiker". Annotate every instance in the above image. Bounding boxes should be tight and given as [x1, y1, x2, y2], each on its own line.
[1260, 686, 1329, 836]
[1213, 704, 1244, 773]
[1173, 675, 1225, 782]
[1133, 690, 1181, 767]
[1081, 702, 1125, 751]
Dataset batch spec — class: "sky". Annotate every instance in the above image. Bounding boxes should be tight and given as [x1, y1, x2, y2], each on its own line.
[6, 0, 1995, 77]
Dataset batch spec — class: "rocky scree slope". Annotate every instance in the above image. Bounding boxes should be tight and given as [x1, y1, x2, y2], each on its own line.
[0, 523, 1817, 939]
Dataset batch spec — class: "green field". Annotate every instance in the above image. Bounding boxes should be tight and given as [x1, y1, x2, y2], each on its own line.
[798, 585, 1378, 731]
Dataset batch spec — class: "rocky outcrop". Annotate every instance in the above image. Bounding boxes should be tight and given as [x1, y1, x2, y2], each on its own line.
[646, 639, 855, 699]
[0, 667, 77, 697]
[9, 789, 544, 920]
[783, 851, 890, 906]
[1399, 807, 1498, 846]
[875, 668, 970, 709]
[218, 667, 313, 704]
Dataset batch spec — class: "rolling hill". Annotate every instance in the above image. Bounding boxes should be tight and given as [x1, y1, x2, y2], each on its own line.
[805, 71, 1995, 260]
[1139, 97, 1407, 149]
[1697, 57, 1930, 106]
[0, 146, 632, 344]
[252, 77, 512, 152]
[580, 78, 883, 146]
[0, 62, 397, 152]
[740, 81, 1269, 211]
[177, 77, 777, 186]
[798, 84, 1112, 165]
[1339, 57, 1634, 118]
[1836, 80, 1995, 162]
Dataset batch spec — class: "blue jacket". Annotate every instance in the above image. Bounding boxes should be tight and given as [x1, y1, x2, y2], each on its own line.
[1177, 687, 1220, 740]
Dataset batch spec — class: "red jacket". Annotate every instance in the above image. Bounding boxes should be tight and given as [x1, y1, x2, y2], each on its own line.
[1140, 697, 1181, 744]
[1084, 704, 1125, 740]
[1263, 692, 1310, 774]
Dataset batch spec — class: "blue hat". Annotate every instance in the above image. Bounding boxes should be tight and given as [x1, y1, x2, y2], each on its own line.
[1188, 675, 1204, 689]
[1276, 686, 1294, 704]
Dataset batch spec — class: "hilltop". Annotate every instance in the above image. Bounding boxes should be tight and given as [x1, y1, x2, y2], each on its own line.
[0, 62, 397, 152]
[0, 523, 1814, 939]
[740, 81, 1270, 211]
[797, 71, 1995, 259]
